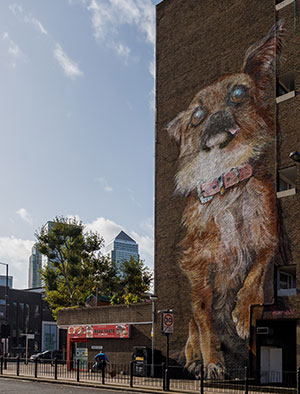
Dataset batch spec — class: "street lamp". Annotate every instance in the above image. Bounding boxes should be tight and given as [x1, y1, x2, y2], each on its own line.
[0, 261, 9, 357]
[150, 294, 158, 378]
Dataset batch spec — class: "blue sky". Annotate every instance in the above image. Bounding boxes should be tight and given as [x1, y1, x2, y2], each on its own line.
[0, 0, 160, 288]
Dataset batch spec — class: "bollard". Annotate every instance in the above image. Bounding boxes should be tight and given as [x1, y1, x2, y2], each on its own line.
[54, 358, 58, 380]
[34, 357, 38, 378]
[77, 359, 80, 382]
[130, 361, 134, 387]
[244, 366, 249, 394]
[200, 364, 204, 394]
[4, 353, 7, 370]
[16, 356, 20, 376]
[297, 367, 300, 394]
[0, 356, 3, 375]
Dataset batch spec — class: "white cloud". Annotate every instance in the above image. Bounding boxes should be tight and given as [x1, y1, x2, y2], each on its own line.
[85, 216, 154, 268]
[140, 217, 154, 236]
[87, 0, 155, 48]
[131, 231, 154, 265]
[0, 236, 34, 289]
[3, 32, 24, 60]
[8, 3, 23, 15]
[53, 43, 83, 79]
[88, 0, 114, 40]
[0, 214, 154, 289]
[86, 217, 122, 244]
[110, 42, 131, 63]
[149, 88, 155, 112]
[149, 59, 155, 79]
[95, 177, 114, 193]
[9, 3, 48, 36]
[135, 0, 155, 44]
[24, 15, 48, 35]
[16, 208, 33, 224]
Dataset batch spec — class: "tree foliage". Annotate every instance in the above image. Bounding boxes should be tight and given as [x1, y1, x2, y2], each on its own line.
[36, 216, 152, 318]
[111, 256, 153, 306]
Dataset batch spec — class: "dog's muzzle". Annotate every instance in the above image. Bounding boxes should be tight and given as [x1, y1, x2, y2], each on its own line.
[200, 111, 240, 151]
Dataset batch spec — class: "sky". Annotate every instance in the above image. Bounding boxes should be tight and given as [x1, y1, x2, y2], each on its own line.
[0, 0, 161, 289]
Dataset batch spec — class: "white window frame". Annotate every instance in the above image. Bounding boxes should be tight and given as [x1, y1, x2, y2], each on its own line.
[276, 0, 295, 11]
[276, 90, 296, 104]
[277, 266, 296, 296]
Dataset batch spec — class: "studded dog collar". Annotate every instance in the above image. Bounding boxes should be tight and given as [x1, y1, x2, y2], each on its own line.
[197, 163, 253, 204]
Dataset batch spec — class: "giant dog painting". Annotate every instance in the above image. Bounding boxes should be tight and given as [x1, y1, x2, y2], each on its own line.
[167, 22, 283, 378]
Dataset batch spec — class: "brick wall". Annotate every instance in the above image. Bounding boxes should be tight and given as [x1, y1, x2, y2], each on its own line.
[155, 0, 300, 373]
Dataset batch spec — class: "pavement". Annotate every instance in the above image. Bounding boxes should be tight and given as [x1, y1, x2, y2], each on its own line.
[0, 362, 296, 394]
[0, 378, 136, 394]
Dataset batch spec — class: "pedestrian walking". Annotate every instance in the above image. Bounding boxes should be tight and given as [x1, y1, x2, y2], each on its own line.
[92, 350, 109, 372]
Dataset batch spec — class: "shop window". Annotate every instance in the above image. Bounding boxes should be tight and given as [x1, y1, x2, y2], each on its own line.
[42, 322, 57, 351]
[277, 265, 296, 296]
[276, 71, 296, 103]
[277, 166, 296, 197]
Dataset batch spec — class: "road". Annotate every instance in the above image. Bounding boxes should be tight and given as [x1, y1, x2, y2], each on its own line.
[0, 378, 135, 394]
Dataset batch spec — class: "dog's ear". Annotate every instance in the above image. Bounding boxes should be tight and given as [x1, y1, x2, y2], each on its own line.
[242, 21, 284, 91]
[166, 111, 186, 144]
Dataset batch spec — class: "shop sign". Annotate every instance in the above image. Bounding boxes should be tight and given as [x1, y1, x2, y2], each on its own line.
[68, 324, 130, 339]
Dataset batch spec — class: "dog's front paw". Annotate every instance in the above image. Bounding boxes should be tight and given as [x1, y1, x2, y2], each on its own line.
[206, 363, 224, 380]
[232, 286, 263, 339]
[232, 305, 249, 339]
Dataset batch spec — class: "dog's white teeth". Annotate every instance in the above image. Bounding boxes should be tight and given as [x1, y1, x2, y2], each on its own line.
[228, 127, 240, 135]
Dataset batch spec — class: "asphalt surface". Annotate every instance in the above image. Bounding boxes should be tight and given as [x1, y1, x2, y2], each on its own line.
[0, 378, 134, 394]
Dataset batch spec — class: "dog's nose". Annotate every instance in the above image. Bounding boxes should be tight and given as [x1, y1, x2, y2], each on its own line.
[206, 111, 234, 134]
[200, 111, 238, 151]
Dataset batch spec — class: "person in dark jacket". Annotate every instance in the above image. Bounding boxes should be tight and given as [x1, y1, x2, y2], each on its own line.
[93, 350, 109, 371]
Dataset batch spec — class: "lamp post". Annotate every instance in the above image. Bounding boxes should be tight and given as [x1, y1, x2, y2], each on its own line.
[150, 294, 158, 378]
[0, 261, 9, 357]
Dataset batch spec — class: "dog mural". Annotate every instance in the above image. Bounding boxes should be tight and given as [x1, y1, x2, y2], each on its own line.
[167, 22, 283, 378]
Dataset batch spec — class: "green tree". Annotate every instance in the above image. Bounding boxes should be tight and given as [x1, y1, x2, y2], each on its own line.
[36, 216, 117, 318]
[36, 216, 153, 317]
[111, 256, 153, 306]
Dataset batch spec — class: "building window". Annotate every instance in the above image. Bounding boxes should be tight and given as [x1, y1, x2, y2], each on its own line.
[276, 71, 296, 103]
[277, 166, 296, 198]
[277, 265, 296, 296]
[42, 322, 57, 351]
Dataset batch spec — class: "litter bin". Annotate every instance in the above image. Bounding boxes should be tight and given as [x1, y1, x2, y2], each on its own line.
[132, 346, 151, 377]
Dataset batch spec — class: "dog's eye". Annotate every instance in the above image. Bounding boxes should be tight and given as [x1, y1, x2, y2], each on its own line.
[190, 106, 206, 127]
[231, 86, 246, 103]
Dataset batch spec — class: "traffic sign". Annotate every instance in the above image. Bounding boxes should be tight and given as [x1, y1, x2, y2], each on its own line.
[161, 311, 174, 334]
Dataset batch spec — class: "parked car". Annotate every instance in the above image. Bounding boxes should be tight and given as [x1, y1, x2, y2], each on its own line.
[29, 350, 64, 363]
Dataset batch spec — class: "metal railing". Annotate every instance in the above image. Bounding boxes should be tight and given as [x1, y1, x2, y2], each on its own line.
[0, 356, 299, 393]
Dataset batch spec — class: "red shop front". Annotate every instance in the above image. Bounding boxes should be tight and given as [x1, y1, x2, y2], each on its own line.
[67, 323, 131, 368]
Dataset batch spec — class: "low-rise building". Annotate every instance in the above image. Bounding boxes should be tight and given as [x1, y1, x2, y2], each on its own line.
[57, 303, 152, 365]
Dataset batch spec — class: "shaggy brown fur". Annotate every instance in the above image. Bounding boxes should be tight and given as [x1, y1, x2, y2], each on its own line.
[167, 22, 283, 378]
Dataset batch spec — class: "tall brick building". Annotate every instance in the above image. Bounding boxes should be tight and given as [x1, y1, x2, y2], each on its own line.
[155, 0, 300, 384]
